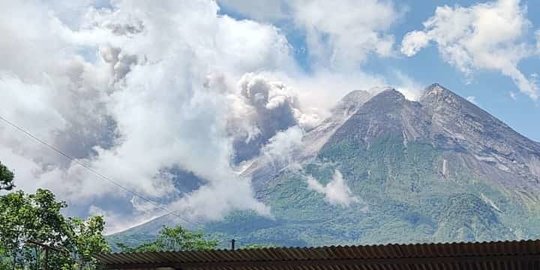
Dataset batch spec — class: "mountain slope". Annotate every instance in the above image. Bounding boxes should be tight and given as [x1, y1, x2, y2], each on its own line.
[114, 84, 540, 248]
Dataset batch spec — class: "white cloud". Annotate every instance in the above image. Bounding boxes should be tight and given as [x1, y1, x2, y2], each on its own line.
[401, 0, 538, 100]
[466, 96, 478, 105]
[282, 70, 387, 116]
[291, 0, 398, 70]
[215, 16, 297, 74]
[392, 70, 424, 101]
[0, 0, 423, 232]
[168, 176, 271, 222]
[88, 204, 162, 234]
[400, 31, 429, 57]
[0, 75, 67, 141]
[216, 0, 400, 70]
[307, 170, 359, 207]
[213, 0, 414, 122]
[0, 0, 299, 230]
[44, 0, 96, 29]
[260, 126, 304, 166]
[218, 0, 415, 107]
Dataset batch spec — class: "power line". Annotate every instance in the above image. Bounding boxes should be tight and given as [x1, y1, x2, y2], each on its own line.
[0, 114, 197, 227]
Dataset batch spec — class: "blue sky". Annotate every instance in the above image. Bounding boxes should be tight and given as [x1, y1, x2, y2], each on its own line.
[219, 0, 540, 141]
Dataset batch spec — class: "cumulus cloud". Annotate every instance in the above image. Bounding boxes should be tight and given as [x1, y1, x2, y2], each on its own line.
[216, 0, 420, 108]
[307, 170, 359, 207]
[216, 0, 400, 71]
[400, 31, 429, 57]
[0, 0, 114, 165]
[0, 0, 421, 232]
[213, 0, 416, 116]
[0, 0, 298, 231]
[401, 0, 538, 99]
[290, 0, 398, 70]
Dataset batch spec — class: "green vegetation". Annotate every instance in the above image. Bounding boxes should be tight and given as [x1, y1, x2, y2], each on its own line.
[185, 135, 535, 247]
[241, 243, 278, 249]
[0, 188, 110, 269]
[116, 225, 218, 252]
[0, 161, 14, 190]
[0, 162, 219, 269]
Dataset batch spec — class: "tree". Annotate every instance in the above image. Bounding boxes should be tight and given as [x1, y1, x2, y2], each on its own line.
[117, 225, 218, 252]
[242, 243, 277, 249]
[0, 188, 110, 269]
[69, 216, 110, 269]
[0, 161, 14, 190]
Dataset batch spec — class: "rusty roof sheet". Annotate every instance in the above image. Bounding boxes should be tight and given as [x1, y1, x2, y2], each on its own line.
[97, 239, 540, 269]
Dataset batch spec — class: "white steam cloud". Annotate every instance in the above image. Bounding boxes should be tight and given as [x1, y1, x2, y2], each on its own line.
[1, 0, 397, 232]
[0, 0, 295, 232]
[307, 170, 359, 207]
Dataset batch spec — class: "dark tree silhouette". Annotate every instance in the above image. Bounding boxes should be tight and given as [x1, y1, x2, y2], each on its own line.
[0, 161, 14, 190]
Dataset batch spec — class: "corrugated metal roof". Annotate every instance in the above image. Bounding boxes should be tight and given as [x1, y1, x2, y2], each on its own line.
[97, 239, 540, 269]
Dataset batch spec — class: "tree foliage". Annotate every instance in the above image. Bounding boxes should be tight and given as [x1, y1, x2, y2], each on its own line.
[241, 243, 277, 249]
[0, 188, 110, 269]
[117, 225, 218, 252]
[0, 161, 14, 190]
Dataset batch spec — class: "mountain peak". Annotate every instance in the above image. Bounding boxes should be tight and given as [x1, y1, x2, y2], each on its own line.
[371, 88, 406, 102]
[124, 83, 540, 248]
[422, 83, 459, 99]
[332, 90, 372, 115]
[420, 83, 474, 111]
[337, 90, 372, 106]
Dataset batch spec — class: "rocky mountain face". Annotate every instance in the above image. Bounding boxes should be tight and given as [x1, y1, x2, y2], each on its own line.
[113, 83, 540, 248]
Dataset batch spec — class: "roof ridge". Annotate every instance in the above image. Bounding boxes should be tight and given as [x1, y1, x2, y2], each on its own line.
[104, 238, 540, 255]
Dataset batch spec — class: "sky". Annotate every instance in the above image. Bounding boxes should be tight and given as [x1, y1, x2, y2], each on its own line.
[0, 0, 539, 233]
